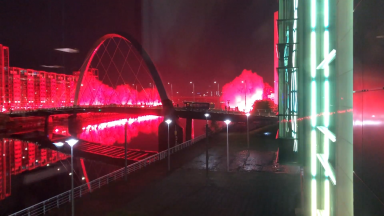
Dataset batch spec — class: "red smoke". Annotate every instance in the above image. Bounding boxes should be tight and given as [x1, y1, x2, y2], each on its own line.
[79, 74, 162, 106]
[220, 69, 265, 112]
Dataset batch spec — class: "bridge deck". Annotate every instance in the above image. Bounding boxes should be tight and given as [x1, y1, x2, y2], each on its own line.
[5, 106, 277, 123]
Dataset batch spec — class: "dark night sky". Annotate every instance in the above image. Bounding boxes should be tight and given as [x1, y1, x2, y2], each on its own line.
[0, 0, 278, 95]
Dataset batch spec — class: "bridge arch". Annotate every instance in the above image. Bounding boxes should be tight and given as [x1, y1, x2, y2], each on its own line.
[73, 33, 173, 111]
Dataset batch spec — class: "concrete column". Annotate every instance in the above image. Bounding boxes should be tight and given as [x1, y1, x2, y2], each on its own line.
[44, 115, 50, 138]
[185, 118, 192, 141]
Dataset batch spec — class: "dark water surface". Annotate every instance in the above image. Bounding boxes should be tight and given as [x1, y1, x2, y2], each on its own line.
[0, 113, 208, 215]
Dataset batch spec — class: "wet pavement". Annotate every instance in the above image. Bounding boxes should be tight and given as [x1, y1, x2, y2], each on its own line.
[48, 124, 301, 216]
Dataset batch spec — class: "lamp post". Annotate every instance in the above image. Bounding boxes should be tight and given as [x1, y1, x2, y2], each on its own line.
[168, 82, 173, 101]
[149, 83, 154, 106]
[132, 84, 137, 105]
[124, 122, 127, 181]
[246, 113, 250, 150]
[224, 120, 231, 172]
[65, 138, 78, 216]
[214, 81, 220, 96]
[214, 81, 220, 106]
[204, 113, 210, 176]
[165, 119, 172, 171]
[242, 80, 247, 111]
[190, 81, 195, 102]
[227, 100, 230, 113]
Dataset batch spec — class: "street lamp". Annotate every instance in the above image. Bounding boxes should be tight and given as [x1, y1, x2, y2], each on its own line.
[65, 138, 78, 216]
[204, 113, 210, 176]
[149, 83, 154, 105]
[214, 81, 220, 96]
[227, 100, 230, 113]
[242, 80, 247, 111]
[224, 120, 231, 172]
[246, 113, 250, 150]
[53, 142, 64, 147]
[132, 83, 137, 92]
[190, 81, 195, 102]
[168, 82, 173, 101]
[124, 122, 128, 181]
[165, 119, 172, 171]
[132, 84, 137, 105]
[204, 113, 210, 123]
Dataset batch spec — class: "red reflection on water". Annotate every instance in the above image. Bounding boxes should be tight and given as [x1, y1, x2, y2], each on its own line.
[79, 74, 162, 106]
[0, 139, 68, 200]
[77, 115, 162, 145]
[80, 158, 90, 190]
[220, 69, 266, 112]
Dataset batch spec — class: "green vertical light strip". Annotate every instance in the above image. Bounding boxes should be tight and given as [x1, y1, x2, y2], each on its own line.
[311, 32, 317, 79]
[324, 0, 329, 28]
[311, 0, 316, 28]
[292, 0, 298, 152]
[323, 0, 330, 215]
[311, 0, 317, 215]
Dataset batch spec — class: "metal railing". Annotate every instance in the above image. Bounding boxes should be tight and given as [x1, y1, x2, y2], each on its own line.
[9, 134, 206, 216]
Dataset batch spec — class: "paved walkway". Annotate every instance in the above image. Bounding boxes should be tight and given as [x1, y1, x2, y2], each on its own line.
[49, 125, 301, 216]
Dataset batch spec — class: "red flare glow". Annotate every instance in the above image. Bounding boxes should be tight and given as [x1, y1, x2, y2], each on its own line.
[220, 69, 265, 112]
[79, 75, 162, 106]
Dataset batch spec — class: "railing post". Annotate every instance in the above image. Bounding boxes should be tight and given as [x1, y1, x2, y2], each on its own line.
[80, 186, 82, 197]
[107, 176, 109, 184]
[43, 201, 46, 214]
[90, 182, 92, 192]
[57, 195, 60, 208]
[99, 179, 101, 188]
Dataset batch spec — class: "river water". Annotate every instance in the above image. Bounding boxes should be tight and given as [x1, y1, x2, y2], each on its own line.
[0, 113, 209, 215]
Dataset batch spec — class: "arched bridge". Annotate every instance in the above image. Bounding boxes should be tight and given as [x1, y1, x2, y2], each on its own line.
[3, 32, 277, 124]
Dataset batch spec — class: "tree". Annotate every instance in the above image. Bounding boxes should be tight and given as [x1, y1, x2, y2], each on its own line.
[251, 99, 276, 115]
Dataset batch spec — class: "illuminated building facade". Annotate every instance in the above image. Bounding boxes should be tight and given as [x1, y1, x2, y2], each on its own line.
[0, 44, 98, 111]
[278, 0, 353, 215]
[0, 45, 9, 110]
